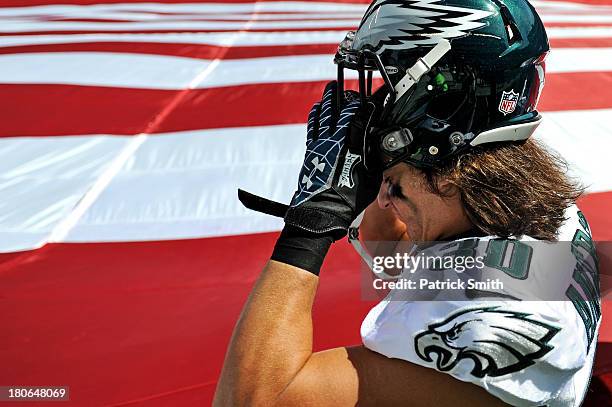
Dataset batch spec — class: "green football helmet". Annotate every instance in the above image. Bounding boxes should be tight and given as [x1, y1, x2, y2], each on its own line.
[335, 0, 549, 169]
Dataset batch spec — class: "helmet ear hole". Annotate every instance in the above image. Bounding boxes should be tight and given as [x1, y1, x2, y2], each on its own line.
[428, 93, 468, 120]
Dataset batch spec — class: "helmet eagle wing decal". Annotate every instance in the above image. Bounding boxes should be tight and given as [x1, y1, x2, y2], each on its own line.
[355, 0, 493, 51]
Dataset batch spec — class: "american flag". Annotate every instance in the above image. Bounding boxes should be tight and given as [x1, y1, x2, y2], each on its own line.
[1, 0, 611, 405]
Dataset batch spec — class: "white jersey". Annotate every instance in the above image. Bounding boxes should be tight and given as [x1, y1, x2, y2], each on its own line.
[361, 205, 601, 406]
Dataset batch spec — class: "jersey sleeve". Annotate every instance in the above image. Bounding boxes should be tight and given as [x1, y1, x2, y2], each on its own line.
[361, 299, 590, 406]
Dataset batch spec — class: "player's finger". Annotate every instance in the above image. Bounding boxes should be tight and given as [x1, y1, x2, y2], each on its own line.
[338, 100, 360, 126]
[318, 81, 337, 140]
[332, 99, 360, 141]
[306, 102, 320, 144]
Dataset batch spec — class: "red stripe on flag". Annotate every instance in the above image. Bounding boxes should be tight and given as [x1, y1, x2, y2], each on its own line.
[0, 190, 611, 405]
[545, 0, 612, 4]
[539, 9, 612, 15]
[551, 38, 612, 48]
[0, 84, 176, 136]
[578, 191, 612, 242]
[544, 22, 612, 27]
[0, 42, 338, 59]
[3, 41, 612, 60]
[1, 71, 611, 137]
[0, 233, 372, 406]
[4, 39, 612, 59]
[116, 11, 352, 16]
[0, 27, 358, 36]
[3, 25, 612, 37]
[0, 0, 370, 5]
[45, 17, 359, 22]
[6, 26, 610, 36]
[578, 190, 612, 347]
[0, 82, 324, 136]
[538, 71, 612, 111]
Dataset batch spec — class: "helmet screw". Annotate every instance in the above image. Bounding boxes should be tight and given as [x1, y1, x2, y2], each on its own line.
[382, 134, 398, 151]
[429, 146, 439, 155]
[450, 132, 464, 146]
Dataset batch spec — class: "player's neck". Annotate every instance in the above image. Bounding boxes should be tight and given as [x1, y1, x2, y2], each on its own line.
[429, 196, 475, 241]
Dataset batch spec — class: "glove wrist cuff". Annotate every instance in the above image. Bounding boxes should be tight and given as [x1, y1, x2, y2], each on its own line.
[271, 225, 333, 276]
[285, 205, 349, 240]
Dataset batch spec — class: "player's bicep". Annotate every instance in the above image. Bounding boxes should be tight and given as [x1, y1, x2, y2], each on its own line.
[276, 345, 507, 407]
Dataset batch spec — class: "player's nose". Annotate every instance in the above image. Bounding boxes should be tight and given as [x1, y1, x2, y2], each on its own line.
[377, 180, 391, 209]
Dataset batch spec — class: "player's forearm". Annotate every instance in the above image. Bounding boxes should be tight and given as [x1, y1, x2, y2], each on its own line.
[360, 202, 408, 243]
[216, 81, 378, 405]
[360, 202, 410, 273]
[213, 260, 318, 407]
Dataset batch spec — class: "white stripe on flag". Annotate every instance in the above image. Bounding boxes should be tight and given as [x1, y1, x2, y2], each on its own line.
[1, 108, 612, 252]
[531, 0, 612, 10]
[0, 2, 368, 16]
[546, 48, 612, 73]
[536, 109, 612, 194]
[1, 49, 611, 90]
[2, 12, 364, 22]
[2, 1, 610, 17]
[546, 26, 612, 38]
[541, 14, 612, 23]
[0, 31, 349, 48]
[8, 16, 612, 34]
[0, 19, 360, 33]
[0, 135, 130, 252]
[0, 53, 342, 89]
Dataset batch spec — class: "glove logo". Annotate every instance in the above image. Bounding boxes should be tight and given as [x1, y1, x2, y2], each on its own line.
[301, 157, 326, 189]
[337, 152, 362, 189]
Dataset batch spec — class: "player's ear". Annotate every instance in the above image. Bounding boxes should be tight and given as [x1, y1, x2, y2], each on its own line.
[436, 177, 459, 197]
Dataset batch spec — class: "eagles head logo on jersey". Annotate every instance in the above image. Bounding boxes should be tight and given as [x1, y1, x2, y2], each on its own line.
[353, 0, 493, 52]
[414, 307, 560, 378]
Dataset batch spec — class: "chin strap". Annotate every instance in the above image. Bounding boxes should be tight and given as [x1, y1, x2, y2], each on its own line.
[240, 191, 400, 280]
[348, 210, 373, 268]
[238, 189, 288, 218]
[348, 210, 400, 280]
[394, 39, 452, 101]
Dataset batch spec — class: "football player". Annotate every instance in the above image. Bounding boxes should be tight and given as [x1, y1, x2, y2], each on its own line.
[214, 0, 601, 405]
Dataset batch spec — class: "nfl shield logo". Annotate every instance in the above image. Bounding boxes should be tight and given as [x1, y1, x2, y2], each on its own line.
[498, 90, 519, 115]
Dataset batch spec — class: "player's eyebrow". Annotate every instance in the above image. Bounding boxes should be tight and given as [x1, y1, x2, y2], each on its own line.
[385, 176, 407, 201]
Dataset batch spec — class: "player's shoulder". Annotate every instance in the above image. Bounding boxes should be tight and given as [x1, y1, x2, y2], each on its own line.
[362, 203, 599, 406]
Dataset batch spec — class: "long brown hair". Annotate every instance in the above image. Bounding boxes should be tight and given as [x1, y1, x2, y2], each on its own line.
[423, 138, 584, 240]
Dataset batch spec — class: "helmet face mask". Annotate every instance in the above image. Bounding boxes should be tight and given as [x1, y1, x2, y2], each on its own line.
[334, 0, 550, 171]
[335, 31, 390, 111]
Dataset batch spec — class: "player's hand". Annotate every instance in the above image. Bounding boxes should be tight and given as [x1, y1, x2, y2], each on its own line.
[237, 81, 381, 241]
[284, 81, 381, 240]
